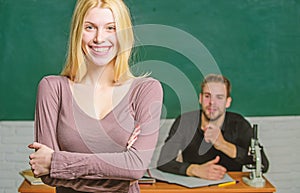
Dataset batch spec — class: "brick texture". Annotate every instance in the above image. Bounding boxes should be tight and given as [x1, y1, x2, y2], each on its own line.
[0, 117, 299, 193]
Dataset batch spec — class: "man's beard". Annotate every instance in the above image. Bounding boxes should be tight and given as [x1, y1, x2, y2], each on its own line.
[202, 108, 223, 122]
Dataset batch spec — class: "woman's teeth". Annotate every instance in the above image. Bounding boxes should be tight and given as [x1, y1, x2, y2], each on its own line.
[93, 47, 109, 52]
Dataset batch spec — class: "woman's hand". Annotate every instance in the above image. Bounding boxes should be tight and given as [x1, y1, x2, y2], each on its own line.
[28, 142, 54, 177]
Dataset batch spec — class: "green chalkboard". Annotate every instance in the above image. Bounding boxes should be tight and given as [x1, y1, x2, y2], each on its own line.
[0, 0, 76, 120]
[1, 0, 299, 120]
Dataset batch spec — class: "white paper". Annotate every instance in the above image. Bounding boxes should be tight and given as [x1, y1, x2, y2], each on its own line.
[146, 168, 234, 188]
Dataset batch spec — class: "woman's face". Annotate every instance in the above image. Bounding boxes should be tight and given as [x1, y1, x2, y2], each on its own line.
[82, 7, 118, 67]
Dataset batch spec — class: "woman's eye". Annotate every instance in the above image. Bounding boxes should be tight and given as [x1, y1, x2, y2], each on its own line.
[85, 25, 95, 30]
[107, 25, 116, 31]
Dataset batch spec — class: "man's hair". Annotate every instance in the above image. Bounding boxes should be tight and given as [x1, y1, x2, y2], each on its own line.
[201, 74, 231, 97]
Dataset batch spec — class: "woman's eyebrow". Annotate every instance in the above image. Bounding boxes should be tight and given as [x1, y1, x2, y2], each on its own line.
[83, 21, 116, 25]
[106, 22, 116, 25]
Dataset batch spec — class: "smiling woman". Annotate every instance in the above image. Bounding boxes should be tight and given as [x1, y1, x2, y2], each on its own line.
[81, 7, 118, 67]
[27, 0, 163, 193]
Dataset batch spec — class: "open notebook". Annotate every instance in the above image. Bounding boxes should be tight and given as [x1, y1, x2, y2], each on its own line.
[19, 169, 43, 185]
[145, 168, 234, 188]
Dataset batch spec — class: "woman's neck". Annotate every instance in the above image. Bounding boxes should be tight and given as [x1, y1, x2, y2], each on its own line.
[81, 62, 115, 88]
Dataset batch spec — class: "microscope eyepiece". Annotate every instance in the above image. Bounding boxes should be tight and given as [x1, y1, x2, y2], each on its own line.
[253, 124, 258, 140]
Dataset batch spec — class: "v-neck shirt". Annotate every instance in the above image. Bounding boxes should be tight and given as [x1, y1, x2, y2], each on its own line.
[34, 75, 163, 193]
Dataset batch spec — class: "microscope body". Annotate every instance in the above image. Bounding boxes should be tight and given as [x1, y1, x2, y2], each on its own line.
[242, 124, 266, 187]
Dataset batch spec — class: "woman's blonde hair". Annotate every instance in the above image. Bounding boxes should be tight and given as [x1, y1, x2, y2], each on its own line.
[61, 0, 134, 83]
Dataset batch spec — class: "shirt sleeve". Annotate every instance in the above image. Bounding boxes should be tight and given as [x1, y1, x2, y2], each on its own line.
[34, 77, 130, 192]
[233, 117, 253, 164]
[49, 78, 163, 180]
[157, 111, 200, 176]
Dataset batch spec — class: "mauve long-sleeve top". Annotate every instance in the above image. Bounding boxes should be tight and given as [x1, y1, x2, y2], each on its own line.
[34, 75, 163, 193]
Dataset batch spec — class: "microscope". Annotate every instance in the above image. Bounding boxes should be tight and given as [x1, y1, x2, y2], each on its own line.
[242, 124, 266, 187]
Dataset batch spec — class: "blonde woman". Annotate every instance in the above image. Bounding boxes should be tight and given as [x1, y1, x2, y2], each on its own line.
[28, 0, 163, 192]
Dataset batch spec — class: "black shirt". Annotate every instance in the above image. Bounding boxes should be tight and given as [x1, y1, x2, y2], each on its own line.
[157, 110, 269, 175]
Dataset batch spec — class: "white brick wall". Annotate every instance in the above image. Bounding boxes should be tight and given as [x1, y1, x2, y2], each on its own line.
[0, 121, 34, 193]
[246, 116, 300, 193]
[0, 117, 299, 193]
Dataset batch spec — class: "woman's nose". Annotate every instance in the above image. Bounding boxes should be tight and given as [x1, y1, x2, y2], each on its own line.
[94, 29, 105, 44]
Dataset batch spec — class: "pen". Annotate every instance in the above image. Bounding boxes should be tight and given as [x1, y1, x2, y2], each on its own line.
[218, 180, 239, 187]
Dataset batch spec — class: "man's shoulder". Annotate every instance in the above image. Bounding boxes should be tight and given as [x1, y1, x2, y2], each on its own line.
[174, 110, 201, 126]
[225, 111, 251, 125]
[226, 111, 245, 119]
[180, 110, 201, 118]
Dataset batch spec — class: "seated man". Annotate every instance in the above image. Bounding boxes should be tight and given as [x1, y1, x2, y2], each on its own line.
[157, 74, 269, 180]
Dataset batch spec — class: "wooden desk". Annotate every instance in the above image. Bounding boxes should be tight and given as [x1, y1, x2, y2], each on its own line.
[18, 180, 55, 193]
[18, 172, 276, 193]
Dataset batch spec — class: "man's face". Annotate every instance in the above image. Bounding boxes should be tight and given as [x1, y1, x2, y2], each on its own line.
[199, 82, 232, 121]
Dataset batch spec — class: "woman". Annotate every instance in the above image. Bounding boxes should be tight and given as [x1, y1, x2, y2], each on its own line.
[28, 0, 163, 192]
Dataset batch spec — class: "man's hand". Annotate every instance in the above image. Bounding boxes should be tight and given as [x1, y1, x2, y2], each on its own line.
[186, 156, 227, 180]
[28, 142, 54, 177]
[203, 124, 225, 149]
[203, 124, 237, 158]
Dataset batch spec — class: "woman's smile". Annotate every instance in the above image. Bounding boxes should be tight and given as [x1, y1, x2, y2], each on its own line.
[90, 46, 111, 55]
